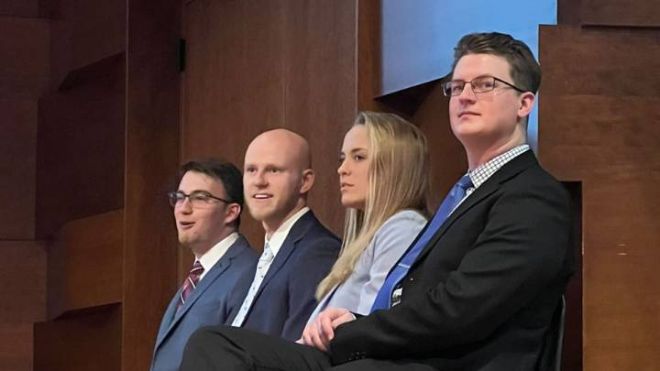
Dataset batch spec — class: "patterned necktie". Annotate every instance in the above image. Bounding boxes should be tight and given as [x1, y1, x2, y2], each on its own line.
[177, 260, 204, 312]
[371, 174, 474, 311]
[231, 243, 275, 326]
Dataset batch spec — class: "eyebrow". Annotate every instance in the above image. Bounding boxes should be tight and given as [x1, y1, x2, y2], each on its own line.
[177, 189, 212, 194]
[340, 147, 368, 156]
[450, 74, 493, 82]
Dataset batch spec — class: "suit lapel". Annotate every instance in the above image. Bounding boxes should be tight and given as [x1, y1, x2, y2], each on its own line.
[412, 152, 538, 265]
[155, 237, 247, 349]
[252, 212, 314, 299]
[154, 287, 182, 347]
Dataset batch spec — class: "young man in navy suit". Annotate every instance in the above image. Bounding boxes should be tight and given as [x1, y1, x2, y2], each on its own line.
[180, 32, 574, 371]
[150, 159, 257, 371]
[226, 128, 340, 340]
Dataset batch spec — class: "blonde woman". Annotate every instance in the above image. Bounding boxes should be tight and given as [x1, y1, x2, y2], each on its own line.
[301, 111, 430, 342]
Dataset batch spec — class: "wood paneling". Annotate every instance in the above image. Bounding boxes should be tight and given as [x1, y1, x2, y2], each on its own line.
[411, 84, 467, 208]
[0, 324, 34, 371]
[182, 0, 356, 247]
[34, 304, 121, 371]
[0, 0, 40, 17]
[540, 28, 659, 99]
[581, 0, 660, 27]
[558, 0, 583, 25]
[46, 211, 123, 318]
[124, 0, 181, 369]
[0, 99, 37, 239]
[48, 0, 125, 89]
[0, 17, 49, 99]
[539, 25, 660, 370]
[357, 0, 383, 112]
[0, 242, 45, 371]
[0, 241, 46, 322]
[36, 54, 124, 238]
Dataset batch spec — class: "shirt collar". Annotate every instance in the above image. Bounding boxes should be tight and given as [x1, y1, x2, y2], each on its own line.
[197, 232, 239, 281]
[264, 207, 310, 257]
[468, 144, 530, 189]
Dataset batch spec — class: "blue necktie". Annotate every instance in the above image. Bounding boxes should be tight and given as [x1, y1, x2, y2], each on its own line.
[370, 174, 474, 312]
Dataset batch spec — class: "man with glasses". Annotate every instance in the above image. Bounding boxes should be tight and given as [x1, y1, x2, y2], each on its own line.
[150, 159, 257, 371]
[181, 32, 574, 371]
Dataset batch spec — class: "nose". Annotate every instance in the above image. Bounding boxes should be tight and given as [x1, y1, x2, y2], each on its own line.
[175, 197, 193, 214]
[337, 158, 349, 176]
[457, 82, 477, 102]
[252, 170, 268, 187]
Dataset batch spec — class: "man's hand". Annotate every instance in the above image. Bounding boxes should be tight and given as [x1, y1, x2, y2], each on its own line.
[299, 307, 355, 352]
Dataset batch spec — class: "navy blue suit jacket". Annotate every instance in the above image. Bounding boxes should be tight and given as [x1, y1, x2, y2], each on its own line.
[150, 235, 257, 371]
[227, 211, 341, 341]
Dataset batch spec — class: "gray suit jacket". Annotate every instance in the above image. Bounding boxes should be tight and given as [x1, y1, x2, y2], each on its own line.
[307, 209, 427, 323]
[150, 235, 257, 371]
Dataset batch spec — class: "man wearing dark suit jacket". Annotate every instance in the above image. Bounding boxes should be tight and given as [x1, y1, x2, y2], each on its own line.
[150, 159, 258, 371]
[180, 32, 574, 371]
[227, 128, 340, 340]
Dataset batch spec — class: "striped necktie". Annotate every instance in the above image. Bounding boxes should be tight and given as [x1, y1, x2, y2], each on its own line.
[177, 260, 204, 312]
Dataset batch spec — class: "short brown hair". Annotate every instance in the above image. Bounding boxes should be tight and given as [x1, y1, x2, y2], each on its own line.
[452, 32, 541, 94]
[177, 159, 244, 227]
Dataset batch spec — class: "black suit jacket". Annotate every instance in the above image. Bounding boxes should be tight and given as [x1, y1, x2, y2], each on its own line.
[227, 210, 341, 341]
[330, 152, 575, 370]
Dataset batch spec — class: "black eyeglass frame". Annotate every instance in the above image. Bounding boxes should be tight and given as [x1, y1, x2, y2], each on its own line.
[167, 190, 233, 207]
[441, 75, 527, 97]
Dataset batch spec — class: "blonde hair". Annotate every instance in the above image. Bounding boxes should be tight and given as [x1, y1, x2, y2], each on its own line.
[316, 111, 430, 299]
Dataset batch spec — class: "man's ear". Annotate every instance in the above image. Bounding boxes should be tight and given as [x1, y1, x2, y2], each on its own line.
[299, 169, 315, 195]
[224, 203, 241, 225]
[517, 91, 536, 119]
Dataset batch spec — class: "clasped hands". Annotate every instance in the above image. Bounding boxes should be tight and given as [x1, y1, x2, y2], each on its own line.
[297, 307, 355, 352]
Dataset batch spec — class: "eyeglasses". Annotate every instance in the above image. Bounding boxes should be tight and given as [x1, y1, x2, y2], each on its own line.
[168, 191, 232, 208]
[442, 75, 526, 97]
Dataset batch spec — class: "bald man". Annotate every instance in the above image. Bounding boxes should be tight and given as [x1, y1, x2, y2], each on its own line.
[223, 129, 340, 340]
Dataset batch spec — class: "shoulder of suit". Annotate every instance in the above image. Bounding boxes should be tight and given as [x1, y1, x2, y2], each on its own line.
[229, 236, 258, 258]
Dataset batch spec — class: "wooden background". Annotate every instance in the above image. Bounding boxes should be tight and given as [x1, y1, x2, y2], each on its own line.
[0, 0, 657, 370]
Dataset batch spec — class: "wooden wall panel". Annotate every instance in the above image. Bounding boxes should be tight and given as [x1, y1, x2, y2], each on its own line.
[539, 25, 660, 370]
[0, 99, 37, 239]
[124, 0, 181, 369]
[558, 0, 583, 25]
[46, 211, 123, 318]
[411, 85, 467, 208]
[0, 324, 34, 371]
[0, 17, 49, 99]
[0, 241, 45, 371]
[357, 0, 382, 111]
[182, 0, 356, 247]
[33, 304, 121, 371]
[0, 241, 46, 322]
[36, 55, 124, 238]
[581, 0, 660, 27]
[49, 0, 125, 89]
[0, 7, 49, 371]
[0, 0, 40, 17]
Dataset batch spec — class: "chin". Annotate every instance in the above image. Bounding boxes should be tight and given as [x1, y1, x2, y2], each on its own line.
[248, 209, 271, 223]
[341, 199, 364, 210]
